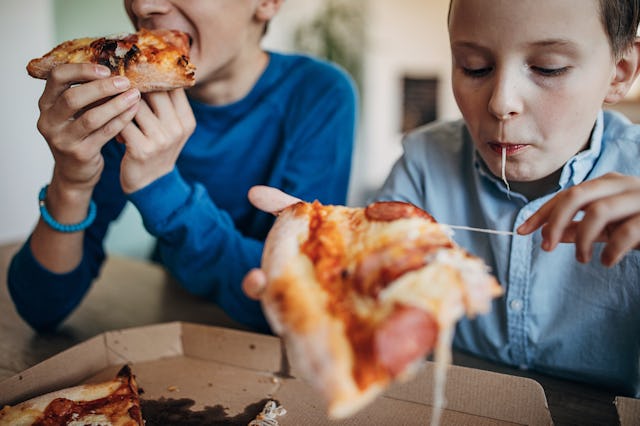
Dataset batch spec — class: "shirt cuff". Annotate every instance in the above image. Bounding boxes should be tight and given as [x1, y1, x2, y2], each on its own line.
[8, 239, 94, 331]
[127, 168, 192, 233]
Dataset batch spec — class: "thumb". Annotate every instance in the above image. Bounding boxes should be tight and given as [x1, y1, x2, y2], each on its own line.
[242, 268, 268, 300]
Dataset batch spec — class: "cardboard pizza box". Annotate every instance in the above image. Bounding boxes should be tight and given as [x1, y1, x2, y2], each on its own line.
[616, 396, 640, 426]
[0, 322, 552, 425]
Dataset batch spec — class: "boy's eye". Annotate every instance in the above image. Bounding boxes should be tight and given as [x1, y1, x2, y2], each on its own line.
[462, 67, 492, 78]
[530, 66, 570, 76]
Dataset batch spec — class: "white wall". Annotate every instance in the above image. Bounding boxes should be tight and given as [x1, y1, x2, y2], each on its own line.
[354, 0, 457, 204]
[0, 1, 54, 244]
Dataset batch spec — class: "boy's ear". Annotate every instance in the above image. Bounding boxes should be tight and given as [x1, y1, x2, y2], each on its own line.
[255, 0, 284, 22]
[605, 39, 640, 104]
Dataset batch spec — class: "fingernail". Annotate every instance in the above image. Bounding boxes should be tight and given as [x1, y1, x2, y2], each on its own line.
[124, 89, 140, 103]
[95, 66, 111, 77]
[114, 77, 131, 89]
[542, 240, 550, 251]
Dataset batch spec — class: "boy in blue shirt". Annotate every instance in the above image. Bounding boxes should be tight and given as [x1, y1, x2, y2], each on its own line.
[244, 0, 640, 397]
[8, 0, 356, 333]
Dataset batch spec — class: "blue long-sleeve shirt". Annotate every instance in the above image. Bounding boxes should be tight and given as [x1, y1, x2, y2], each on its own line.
[9, 52, 357, 333]
[375, 110, 640, 396]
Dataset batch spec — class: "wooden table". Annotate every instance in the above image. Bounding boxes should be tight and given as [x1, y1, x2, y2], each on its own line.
[0, 242, 624, 425]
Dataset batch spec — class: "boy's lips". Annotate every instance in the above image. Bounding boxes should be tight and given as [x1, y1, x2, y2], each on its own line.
[488, 142, 528, 155]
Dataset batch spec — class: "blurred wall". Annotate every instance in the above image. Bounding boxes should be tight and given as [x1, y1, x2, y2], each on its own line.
[355, 0, 456, 204]
[266, 0, 457, 205]
[53, 0, 132, 43]
[0, 0, 459, 257]
[0, 1, 54, 244]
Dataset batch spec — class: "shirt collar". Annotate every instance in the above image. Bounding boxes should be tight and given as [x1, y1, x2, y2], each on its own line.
[558, 110, 603, 188]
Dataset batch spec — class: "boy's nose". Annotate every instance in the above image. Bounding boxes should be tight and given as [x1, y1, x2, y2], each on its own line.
[487, 71, 523, 121]
[128, 0, 172, 19]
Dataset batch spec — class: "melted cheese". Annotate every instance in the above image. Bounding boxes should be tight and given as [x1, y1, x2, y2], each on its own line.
[378, 249, 500, 426]
[67, 413, 111, 426]
[431, 323, 454, 426]
[378, 250, 497, 321]
[501, 146, 511, 195]
[498, 120, 511, 197]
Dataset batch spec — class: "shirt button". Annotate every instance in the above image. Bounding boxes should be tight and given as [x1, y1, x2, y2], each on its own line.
[509, 299, 523, 312]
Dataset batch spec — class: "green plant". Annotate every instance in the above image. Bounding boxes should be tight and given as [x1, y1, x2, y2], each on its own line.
[293, 0, 366, 93]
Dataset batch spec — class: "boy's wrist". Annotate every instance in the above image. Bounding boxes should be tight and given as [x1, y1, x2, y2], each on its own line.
[39, 185, 96, 233]
[43, 180, 96, 225]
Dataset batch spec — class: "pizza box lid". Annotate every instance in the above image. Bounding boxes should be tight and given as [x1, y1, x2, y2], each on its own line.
[0, 321, 552, 425]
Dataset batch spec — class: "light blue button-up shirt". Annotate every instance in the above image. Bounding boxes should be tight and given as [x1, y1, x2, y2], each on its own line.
[375, 110, 640, 396]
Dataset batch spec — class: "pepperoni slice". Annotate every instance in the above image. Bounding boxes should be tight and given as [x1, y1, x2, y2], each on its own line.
[353, 244, 435, 297]
[365, 201, 435, 222]
[374, 305, 438, 376]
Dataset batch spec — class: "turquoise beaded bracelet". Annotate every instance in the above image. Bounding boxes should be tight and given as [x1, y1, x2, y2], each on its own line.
[38, 185, 97, 233]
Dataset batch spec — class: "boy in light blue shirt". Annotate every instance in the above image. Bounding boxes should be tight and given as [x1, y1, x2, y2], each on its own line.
[244, 0, 640, 397]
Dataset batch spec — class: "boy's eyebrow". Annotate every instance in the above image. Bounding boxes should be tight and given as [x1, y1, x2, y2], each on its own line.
[450, 40, 487, 50]
[451, 38, 578, 51]
[529, 38, 575, 48]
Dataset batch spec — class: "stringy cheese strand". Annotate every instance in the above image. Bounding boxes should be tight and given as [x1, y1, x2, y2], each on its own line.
[430, 324, 454, 426]
[445, 224, 516, 236]
[501, 146, 511, 196]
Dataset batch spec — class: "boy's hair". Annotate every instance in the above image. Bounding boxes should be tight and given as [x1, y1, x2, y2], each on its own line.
[447, 0, 640, 58]
[600, 0, 640, 58]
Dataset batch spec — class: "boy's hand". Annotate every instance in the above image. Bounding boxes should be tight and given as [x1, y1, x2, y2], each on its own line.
[241, 186, 301, 300]
[37, 64, 140, 191]
[518, 173, 640, 266]
[118, 89, 196, 193]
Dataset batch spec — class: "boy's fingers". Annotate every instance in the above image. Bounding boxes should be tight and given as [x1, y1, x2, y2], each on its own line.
[143, 90, 174, 118]
[169, 89, 196, 134]
[600, 216, 640, 267]
[518, 176, 630, 249]
[572, 194, 640, 262]
[66, 88, 140, 141]
[248, 185, 301, 215]
[40, 64, 112, 110]
[242, 268, 267, 300]
[517, 198, 556, 234]
[542, 188, 607, 250]
[556, 222, 606, 243]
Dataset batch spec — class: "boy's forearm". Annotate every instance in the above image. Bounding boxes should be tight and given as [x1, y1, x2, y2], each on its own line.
[29, 220, 84, 274]
[29, 179, 95, 273]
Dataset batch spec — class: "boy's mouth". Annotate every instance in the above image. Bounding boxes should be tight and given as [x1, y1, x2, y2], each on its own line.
[488, 143, 527, 155]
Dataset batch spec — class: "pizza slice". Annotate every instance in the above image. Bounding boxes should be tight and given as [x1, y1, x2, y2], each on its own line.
[27, 28, 196, 93]
[261, 200, 503, 419]
[0, 365, 143, 426]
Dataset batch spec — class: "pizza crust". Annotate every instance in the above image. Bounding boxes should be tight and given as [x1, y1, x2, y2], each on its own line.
[26, 38, 95, 79]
